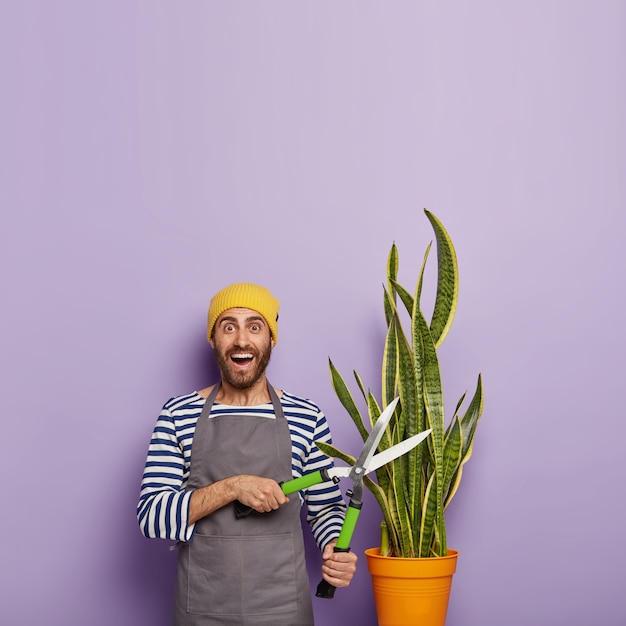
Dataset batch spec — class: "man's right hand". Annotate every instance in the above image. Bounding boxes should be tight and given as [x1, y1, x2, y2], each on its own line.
[189, 475, 289, 524]
[232, 475, 289, 513]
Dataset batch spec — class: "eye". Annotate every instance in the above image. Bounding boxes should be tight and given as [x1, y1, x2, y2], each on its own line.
[224, 324, 235, 333]
[250, 324, 261, 332]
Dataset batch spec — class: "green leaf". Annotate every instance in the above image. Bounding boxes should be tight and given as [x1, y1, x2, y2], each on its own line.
[353, 370, 367, 402]
[394, 471, 414, 557]
[424, 209, 459, 348]
[329, 359, 369, 442]
[445, 374, 484, 506]
[393, 312, 425, 542]
[380, 520, 390, 556]
[387, 243, 399, 285]
[390, 240, 432, 320]
[382, 289, 399, 411]
[386, 244, 399, 325]
[419, 471, 437, 557]
[445, 391, 467, 439]
[394, 317, 417, 439]
[315, 441, 356, 467]
[383, 284, 394, 327]
[366, 392, 386, 442]
[366, 392, 382, 425]
[416, 241, 432, 313]
[364, 473, 394, 535]
[442, 416, 463, 506]
[414, 309, 446, 554]
[390, 278, 414, 317]
[410, 290, 427, 437]
[459, 374, 484, 459]
[374, 460, 392, 502]
[383, 474, 401, 555]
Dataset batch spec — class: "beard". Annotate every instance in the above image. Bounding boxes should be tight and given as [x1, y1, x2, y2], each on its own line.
[214, 340, 272, 390]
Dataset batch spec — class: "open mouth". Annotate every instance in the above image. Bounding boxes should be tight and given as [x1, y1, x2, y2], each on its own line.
[230, 352, 255, 367]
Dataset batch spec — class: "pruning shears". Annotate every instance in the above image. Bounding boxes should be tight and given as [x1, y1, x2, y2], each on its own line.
[235, 396, 431, 599]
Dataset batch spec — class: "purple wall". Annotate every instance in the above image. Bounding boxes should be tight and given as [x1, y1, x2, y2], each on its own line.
[2, 2, 625, 625]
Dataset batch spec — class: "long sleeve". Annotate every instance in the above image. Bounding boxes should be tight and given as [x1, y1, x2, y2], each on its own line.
[136, 401, 197, 542]
[283, 394, 346, 550]
[304, 410, 346, 549]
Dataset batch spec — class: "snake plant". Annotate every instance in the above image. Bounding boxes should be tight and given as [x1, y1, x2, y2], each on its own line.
[317, 210, 483, 558]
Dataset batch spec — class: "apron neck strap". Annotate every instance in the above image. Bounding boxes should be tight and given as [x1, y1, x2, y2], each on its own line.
[203, 381, 284, 420]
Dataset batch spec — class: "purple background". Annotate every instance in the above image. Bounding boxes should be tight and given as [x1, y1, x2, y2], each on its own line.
[1, 2, 625, 625]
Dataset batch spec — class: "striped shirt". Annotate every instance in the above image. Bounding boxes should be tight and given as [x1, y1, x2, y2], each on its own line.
[137, 390, 346, 550]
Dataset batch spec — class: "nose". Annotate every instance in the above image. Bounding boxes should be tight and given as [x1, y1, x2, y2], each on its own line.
[233, 328, 251, 347]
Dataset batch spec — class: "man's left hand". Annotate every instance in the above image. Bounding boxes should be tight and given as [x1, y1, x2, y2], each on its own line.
[321, 540, 358, 588]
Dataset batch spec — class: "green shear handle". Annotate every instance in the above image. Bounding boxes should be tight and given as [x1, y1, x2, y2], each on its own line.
[315, 486, 362, 599]
[234, 469, 336, 519]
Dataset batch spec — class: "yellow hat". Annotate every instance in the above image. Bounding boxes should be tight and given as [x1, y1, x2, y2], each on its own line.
[207, 283, 280, 343]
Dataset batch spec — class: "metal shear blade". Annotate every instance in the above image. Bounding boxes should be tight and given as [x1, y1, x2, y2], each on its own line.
[349, 396, 400, 482]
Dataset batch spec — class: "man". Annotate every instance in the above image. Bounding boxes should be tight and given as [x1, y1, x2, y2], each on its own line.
[137, 282, 357, 625]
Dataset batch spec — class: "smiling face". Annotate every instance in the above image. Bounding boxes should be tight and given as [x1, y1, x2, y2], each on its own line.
[210, 307, 273, 390]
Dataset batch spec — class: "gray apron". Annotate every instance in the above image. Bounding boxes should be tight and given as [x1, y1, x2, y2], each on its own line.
[172, 383, 314, 626]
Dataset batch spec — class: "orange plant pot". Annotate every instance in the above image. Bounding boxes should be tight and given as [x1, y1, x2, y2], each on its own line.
[365, 548, 458, 626]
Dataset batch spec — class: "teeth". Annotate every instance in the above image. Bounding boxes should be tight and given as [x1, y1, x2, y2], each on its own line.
[232, 353, 253, 359]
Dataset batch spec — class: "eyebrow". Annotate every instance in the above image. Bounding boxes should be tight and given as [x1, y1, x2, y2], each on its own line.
[219, 315, 266, 325]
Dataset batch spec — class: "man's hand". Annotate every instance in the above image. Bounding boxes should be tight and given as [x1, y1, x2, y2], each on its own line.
[188, 475, 288, 524]
[233, 474, 289, 513]
[321, 540, 358, 588]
